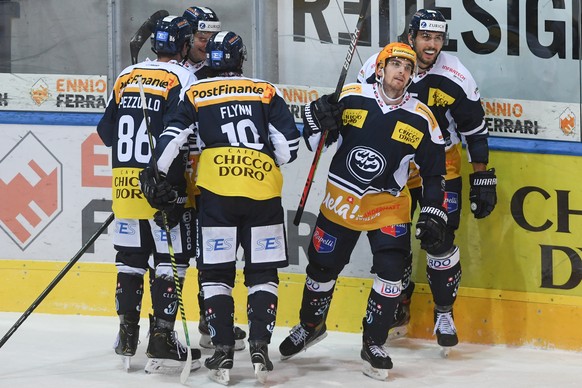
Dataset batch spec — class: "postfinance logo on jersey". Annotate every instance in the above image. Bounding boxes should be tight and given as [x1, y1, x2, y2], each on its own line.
[342, 109, 368, 128]
[392, 121, 423, 148]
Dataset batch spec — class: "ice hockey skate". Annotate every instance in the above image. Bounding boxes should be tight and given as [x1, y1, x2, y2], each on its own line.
[434, 306, 458, 358]
[249, 340, 273, 383]
[361, 337, 393, 381]
[205, 344, 234, 385]
[387, 296, 411, 341]
[198, 317, 246, 351]
[113, 322, 139, 371]
[145, 315, 201, 375]
[279, 321, 327, 360]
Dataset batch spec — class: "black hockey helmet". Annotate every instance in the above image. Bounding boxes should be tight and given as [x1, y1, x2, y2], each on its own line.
[151, 16, 193, 55]
[206, 31, 246, 72]
[408, 9, 448, 42]
[183, 6, 221, 34]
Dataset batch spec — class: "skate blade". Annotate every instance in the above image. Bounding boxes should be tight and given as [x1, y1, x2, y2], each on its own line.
[199, 335, 246, 351]
[253, 363, 270, 383]
[208, 368, 230, 385]
[145, 358, 201, 375]
[387, 325, 408, 341]
[121, 355, 131, 372]
[440, 346, 452, 358]
[362, 362, 389, 381]
[280, 332, 328, 361]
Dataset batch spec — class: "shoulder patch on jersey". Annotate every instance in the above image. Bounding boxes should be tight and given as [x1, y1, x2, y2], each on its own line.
[340, 83, 362, 98]
[427, 87, 455, 107]
[415, 103, 438, 130]
[392, 121, 424, 148]
[342, 109, 368, 128]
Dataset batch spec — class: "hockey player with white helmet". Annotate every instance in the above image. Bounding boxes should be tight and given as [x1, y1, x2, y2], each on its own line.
[280, 42, 447, 380]
[357, 9, 497, 354]
[181, 6, 221, 79]
[97, 15, 201, 373]
[140, 31, 301, 385]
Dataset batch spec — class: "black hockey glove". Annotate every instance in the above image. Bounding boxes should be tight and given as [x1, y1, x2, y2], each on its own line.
[139, 166, 178, 210]
[303, 93, 344, 146]
[415, 205, 448, 252]
[153, 206, 185, 230]
[469, 168, 497, 219]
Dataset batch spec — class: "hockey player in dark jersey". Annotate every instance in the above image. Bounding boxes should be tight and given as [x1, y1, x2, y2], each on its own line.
[182, 6, 221, 80]
[357, 9, 497, 353]
[96, 16, 201, 373]
[181, 4, 248, 352]
[140, 31, 300, 384]
[279, 42, 447, 380]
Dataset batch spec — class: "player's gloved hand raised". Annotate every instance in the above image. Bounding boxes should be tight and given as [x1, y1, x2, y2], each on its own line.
[303, 93, 344, 146]
[469, 168, 497, 219]
[139, 166, 178, 210]
[415, 205, 448, 252]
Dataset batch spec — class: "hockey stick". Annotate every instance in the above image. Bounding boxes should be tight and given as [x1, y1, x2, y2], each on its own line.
[136, 76, 193, 384]
[130, 9, 169, 65]
[293, 0, 370, 226]
[0, 213, 114, 349]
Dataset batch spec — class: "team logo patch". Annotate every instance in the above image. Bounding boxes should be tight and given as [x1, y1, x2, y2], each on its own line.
[156, 31, 169, 42]
[391, 121, 424, 148]
[312, 226, 336, 253]
[380, 224, 407, 237]
[346, 146, 386, 183]
[443, 191, 459, 213]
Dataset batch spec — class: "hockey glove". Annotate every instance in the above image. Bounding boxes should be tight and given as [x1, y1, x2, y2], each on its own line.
[415, 205, 448, 252]
[303, 93, 344, 146]
[153, 206, 185, 230]
[139, 166, 178, 210]
[469, 168, 497, 219]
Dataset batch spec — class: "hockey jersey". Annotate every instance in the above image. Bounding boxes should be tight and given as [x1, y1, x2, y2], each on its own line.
[305, 82, 446, 231]
[155, 76, 300, 200]
[97, 60, 195, 219]
[358, 51, 487, 188]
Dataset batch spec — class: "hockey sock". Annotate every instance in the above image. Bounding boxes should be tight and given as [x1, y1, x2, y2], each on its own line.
[115, 272, 144, 315]
[204, 294, 235, 346]
[363, 276, 401, 344]
[299, 276, 335, 327]
[247, 285, 278, 343]
[401, 252, 415, 298]
[150, 275, 181, 322]
[426, 246, 462, 306]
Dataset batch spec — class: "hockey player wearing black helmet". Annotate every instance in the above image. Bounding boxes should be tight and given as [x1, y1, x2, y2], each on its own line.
[97, 15, 201, 374]
[182, 6, 221, 79]
[179, 6, 248, 354]
[140, 31, 299, 384]
[357, 9, 496, 356]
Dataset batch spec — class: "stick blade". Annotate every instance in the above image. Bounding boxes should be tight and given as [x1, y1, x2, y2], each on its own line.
[179, 346, 193, 384]
[129, 9, 169, 65]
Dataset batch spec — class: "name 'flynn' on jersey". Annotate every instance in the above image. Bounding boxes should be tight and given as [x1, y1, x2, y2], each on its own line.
[155, 76, 300, 200]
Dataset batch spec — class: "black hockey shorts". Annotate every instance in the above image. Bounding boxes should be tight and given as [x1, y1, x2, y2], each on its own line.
[307, 212, 412, 280]
[196, 188, 288, 271]
[113, 208, 196, 269]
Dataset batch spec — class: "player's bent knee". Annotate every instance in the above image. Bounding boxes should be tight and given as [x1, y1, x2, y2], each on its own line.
[427, 245, 460, 271]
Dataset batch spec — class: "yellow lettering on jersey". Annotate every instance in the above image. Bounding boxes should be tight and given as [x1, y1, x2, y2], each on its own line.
[320, 182, 411, 230]
[392, 121, 424, 148]
[427, 87, 455, 107]
[342, 109, 368, 128]
[340, 83, 362, 98]
[415, 103, 438, 131]
[111, 167, 156, 219]
[196, 147, 283, 200]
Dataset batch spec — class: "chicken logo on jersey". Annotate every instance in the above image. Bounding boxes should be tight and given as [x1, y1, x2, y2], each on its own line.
[346, 146, 386, 184]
